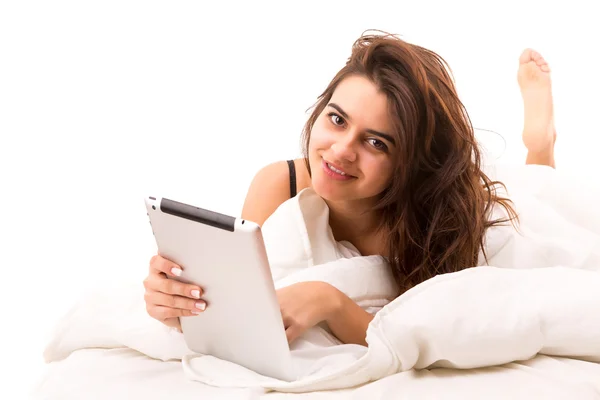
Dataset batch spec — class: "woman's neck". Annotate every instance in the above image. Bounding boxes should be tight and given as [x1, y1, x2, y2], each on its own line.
[325, 199, 381, 243]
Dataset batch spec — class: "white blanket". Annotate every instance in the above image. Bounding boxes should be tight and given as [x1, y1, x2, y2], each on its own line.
[41, 164, 600, 394]
[33, 348, 600, 399]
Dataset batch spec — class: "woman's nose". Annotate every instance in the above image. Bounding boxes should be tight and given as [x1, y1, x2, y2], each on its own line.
[330, 135, 357, 163]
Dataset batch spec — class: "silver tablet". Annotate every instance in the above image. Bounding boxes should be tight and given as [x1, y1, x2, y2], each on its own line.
[145, 196, 296, 381]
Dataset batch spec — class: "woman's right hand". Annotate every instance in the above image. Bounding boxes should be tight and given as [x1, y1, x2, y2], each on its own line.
[143, 254, 207, 331]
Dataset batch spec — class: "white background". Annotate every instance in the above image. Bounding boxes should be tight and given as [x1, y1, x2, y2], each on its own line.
[1, 0, 598, 397]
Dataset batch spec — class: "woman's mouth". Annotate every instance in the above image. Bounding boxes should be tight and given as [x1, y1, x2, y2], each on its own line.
[321, 159, 355, 181]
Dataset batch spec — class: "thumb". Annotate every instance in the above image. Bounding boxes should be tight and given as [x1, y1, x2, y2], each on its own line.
[285, 324, 303, 344]
[166, 317, 182, 332]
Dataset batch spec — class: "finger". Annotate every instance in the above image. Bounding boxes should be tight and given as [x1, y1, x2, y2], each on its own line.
[145, 290, 207, 312]
[150, 305, 202, 321]
[162, 276, 203, 299]
[164, 318, 182, 332]
[285, 325, 303, 344]
[281, 314, 292, 330]
[150, 254, 183, 277]
[143, 274, 202, 299]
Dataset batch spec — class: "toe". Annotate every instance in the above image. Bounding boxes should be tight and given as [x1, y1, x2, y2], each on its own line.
[519, 48, 534, 64]
[519, 48, 550, 73]
[530, 50, 543, 62]
[533, 54, 550, 71]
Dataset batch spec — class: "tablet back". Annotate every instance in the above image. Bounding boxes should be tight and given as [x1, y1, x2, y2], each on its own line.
[145, 196, 295, 381]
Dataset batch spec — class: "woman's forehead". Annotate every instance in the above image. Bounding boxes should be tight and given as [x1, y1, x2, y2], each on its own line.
[329, 76, 394, 134]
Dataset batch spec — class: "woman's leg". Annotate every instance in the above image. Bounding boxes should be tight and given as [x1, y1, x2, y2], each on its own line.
[518, 49, 556, 168]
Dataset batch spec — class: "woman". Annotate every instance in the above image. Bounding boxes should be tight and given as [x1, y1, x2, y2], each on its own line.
[142, 33, 557, 346]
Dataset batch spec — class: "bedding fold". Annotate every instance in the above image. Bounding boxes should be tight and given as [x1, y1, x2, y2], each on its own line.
[43, 164, 600, 392]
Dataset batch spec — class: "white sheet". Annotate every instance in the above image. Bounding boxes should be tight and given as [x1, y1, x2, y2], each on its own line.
[32, 347, 600, 399]
[183, 164, 600, 392]
[36, 163, 600, 398]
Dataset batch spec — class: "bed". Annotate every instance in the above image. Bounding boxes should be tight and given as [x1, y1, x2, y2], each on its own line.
[32, 164, 600, 399]
[32, 348, 600, 399]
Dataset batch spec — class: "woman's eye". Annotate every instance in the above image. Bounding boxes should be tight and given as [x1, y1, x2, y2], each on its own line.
[368, 138, 388, 151]
[328, 113, 345, 126]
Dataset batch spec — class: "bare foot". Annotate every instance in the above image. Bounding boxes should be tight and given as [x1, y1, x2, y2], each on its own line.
[518, 48, 556, 154]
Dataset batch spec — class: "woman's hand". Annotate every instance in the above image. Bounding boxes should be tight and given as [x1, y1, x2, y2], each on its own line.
[143, 254, 207, 331]
[276, 281, 341, 343]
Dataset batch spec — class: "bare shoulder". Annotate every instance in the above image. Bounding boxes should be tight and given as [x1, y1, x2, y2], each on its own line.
[241, 159, 309, 226]
[292, 158, 312, 193]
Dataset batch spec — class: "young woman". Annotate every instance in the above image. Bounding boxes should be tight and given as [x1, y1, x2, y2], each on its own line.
[142, 33, 557, 346]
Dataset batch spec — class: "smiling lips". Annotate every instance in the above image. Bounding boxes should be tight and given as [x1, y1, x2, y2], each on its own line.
[321, 159, 356, 181]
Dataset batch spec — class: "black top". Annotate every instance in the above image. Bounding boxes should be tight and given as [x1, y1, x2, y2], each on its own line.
[286, 159, 297, 198]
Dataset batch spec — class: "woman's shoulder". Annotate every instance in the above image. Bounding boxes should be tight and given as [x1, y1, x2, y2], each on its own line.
[291, 158, 312, 193]
[241, 158, 311, 226]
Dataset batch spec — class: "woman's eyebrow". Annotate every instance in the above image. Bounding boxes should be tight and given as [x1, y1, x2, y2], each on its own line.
[328, 103, 351, 120]
[328, 103, 396, 146]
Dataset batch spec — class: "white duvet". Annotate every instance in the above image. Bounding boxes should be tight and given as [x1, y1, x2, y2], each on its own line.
[36, 164, 600, 398]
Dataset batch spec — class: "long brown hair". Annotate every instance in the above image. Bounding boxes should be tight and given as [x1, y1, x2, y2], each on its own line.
[301, 32, 518, 291]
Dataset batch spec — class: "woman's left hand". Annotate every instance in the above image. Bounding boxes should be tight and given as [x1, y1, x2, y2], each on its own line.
[276, 281, 341, 344]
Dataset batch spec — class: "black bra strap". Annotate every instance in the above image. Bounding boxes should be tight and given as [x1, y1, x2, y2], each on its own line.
[286, 160, 297, 198]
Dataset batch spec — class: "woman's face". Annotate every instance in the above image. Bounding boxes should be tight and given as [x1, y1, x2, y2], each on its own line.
[308, 75, 396, 205]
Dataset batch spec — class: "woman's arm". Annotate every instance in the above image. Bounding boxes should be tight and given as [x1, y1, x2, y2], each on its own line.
[276, 281, 374, 345]
[325, 286, 374, 346]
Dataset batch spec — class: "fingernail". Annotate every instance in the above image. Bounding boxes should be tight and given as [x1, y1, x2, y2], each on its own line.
[195, 302, 206, 311]
[191, 289, 200, 299]
[191, 310, 201, 315]
[171, 268, 182, 277]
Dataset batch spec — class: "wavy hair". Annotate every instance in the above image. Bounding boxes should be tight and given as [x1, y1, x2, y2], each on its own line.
[301, 32, 518, 291]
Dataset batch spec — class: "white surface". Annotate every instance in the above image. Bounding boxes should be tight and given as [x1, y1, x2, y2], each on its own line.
[38, 188, 396, 390]
[184, 163, 600, 392]
[1, 0, 599, 396]
[32, 348, 600, 400]
[35, 164, 600, 397]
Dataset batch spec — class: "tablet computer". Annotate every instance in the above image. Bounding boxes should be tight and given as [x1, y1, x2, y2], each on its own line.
[144, 195, 296, 381]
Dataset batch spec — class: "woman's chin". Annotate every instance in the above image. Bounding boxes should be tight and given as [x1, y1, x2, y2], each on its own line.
[311, 178, 347, 202]
[312, 177, 384, 207]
